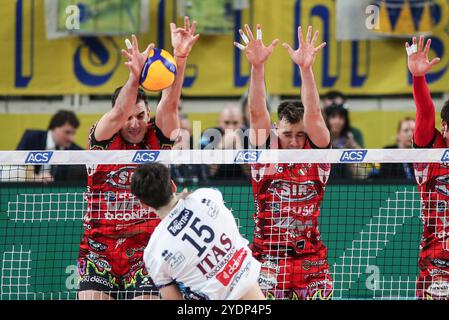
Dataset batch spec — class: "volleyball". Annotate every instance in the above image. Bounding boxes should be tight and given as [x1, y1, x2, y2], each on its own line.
[139, 48, 177, 92]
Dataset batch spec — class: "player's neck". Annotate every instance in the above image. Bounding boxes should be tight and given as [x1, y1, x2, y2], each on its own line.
[155, 195, 179, 220]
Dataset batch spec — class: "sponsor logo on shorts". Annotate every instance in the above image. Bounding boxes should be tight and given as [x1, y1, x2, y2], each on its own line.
[339, 150, 367, 163]
[216, 248, 247, 286]
[167, 209, 193, 236]
[132, 151, 160, 163]
[234, 151, 261, 163]
[88, 239, 108, 252]
[25, 151, 53, 164]
[426, 280, 449, 297]
[302, 259, 327, 271]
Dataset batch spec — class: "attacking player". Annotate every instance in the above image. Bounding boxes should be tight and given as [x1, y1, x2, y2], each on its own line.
[77, 16, 199, 300]
[131, 163, 265, 300]
[234, 25, 332, 299]
[406, 35, 449, 300]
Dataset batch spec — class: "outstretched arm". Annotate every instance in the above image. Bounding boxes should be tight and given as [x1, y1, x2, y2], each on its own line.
[406, 35, 441, 147]
[283, 26, 330, 148]
[95, 35, 154, 142]
[234, 24, 278, 147]
[156, 16, 200, 140]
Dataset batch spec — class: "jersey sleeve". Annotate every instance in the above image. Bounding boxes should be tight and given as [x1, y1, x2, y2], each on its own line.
[412, 75, 437, 148]
[144, 248, 174, 289]
[88, 123, 116, 150]
[154, 123, 175, 150]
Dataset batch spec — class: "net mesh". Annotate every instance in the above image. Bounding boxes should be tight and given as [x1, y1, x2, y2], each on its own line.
[0, 149, 447, 300]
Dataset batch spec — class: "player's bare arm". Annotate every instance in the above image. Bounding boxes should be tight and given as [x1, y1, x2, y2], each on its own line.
[234, 24, 279, 147]
[406, 35, 441, 147]
[283, 26, 330, 148]
[94, 35, 154, 142]
[156, 16, 200, 139]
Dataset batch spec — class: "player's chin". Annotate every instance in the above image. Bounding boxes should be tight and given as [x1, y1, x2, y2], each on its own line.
[124, 132, 144, 144]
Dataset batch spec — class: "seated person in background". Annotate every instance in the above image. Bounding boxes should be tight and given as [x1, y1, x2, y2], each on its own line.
[201, 104, 250, 180]
[325, 104, 366, 180]
[16, 110, 85, 182]
[373, 117, 415, 180]
[131, 163, 264, 300]
[322, 90, 365, 148]
[171, 114, 209, 186]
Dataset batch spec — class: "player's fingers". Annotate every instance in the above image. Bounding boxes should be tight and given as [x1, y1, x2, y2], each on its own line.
[170, 22, 176, 33]
[283, 42, 294, 56]
[315, 42, 327, 52]
[245, 24, 255, 41]
[298, 26, 304, 45]
[132, 34, 139, 53]
[256, 24, 262, 41]
[311, 30, 319, 46]
[192, 33, 200, 43]
[418, 35, 424, 53]
[424, 39, 432, 56]
[184, 16, 190, 32]
[121, 49, 132, 60]
[306, 25, 312, 44]
[268, 39, 279, 51]
[143, 43, 155, 55]
[429, 57, 441, 67]
[190, 20, 197, 35]
[234, 41, 246, 51]
[239, 29, 250, 45]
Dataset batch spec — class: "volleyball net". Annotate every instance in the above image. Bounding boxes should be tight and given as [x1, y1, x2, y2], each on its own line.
[0, 148, 447, 300]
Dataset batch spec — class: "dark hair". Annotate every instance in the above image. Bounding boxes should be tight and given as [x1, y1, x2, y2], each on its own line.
[441, 99, 449, 124]
[277, 100, 304, 124]
[48, 110, 80, 130]
[324, 103, 350, 137]
[111, 86, 148, 108]
[130, 163, 173, 209]
[322, 90, 347, 103]
[397, 116, 415, 133]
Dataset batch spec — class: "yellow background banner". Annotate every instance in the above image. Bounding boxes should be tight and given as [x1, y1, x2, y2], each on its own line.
[1, 0, 449, 96]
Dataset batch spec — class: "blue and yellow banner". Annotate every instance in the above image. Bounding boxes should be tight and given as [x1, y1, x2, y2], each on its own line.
[1, 0, 448, 96]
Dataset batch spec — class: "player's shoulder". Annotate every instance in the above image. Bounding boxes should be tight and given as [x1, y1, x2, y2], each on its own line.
[188, 188, 224, 203]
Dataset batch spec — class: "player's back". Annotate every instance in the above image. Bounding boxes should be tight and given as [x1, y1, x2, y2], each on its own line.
[144, 188, 261, 300]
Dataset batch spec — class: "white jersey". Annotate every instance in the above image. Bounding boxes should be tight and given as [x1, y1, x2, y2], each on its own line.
[143, 188, 261, 300]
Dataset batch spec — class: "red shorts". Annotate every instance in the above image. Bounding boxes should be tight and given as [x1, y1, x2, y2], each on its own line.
[257, 250, 333, 300]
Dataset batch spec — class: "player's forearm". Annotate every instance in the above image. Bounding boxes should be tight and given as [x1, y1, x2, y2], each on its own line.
[300, 67, 330, 147]
[413, 75, 435, 146]
[156, 57, 186, 137]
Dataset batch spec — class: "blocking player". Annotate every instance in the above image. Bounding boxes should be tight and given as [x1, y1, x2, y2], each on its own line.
[406, 35, 449, 300]
[234, 24, 332, 299]
[77, 16, 199, 300]
[131, 163, 265, 300]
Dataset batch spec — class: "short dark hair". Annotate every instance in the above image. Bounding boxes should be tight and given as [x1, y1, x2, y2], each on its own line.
[322, 90, 347, 103]
[111, 86, 148, 108]
[277, 100, 304, 124]
[442, 99, 449, 124]
[48, 110, 80, 130]
[130, 163, 173, 209]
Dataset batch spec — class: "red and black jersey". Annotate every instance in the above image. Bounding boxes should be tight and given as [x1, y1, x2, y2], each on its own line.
[250, 137, 331, 259]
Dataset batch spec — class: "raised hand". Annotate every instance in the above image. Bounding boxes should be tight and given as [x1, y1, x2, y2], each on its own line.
[406, 35, 441, 76]
[233, 24, 279, 67]
[121, 34, 154, 83]
[283, 26, 326, 69]
[170, 16, 200, 58]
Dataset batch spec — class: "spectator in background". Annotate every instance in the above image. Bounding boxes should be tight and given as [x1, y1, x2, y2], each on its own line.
[325, 104, 365, 179]
[201, 104, 251, 180]
[171, 113, 209, 186]
[16, 110, 85, 182]
[373, 117, 415, 180]
[322, 91, 365, 148]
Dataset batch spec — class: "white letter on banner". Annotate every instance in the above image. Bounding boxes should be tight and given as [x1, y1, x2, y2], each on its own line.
[65, 5, 80, 30]
[365, 265, 380, 291]
[365, 5, 380, 30]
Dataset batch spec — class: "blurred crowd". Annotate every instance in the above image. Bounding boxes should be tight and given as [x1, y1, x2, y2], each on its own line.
[12, 91, 415, 185]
